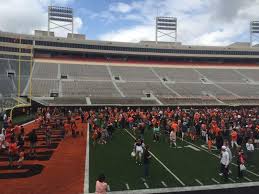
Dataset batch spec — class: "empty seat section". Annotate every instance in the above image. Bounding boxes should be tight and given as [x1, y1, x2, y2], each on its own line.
[60, 64, 110, 80]
[218, 83, 259, 97]
[0, 77, 15, 96]
[237, 69, 259, 82]
[116, 82, 174, 97]
[167, 83, 231, 97]
[197, 69, 246, 83]
[154, 67, 201, 82]
[110, 66, 158, 81]
[31, 79, 59, 97]
[62, 81, 120, 97]
[33, 63, 58, 79]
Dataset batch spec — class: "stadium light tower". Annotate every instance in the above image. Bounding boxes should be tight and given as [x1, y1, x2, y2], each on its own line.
[250, 21, 259, 47]
[48, 6, 74, 37]
[155, 16, 177, 43]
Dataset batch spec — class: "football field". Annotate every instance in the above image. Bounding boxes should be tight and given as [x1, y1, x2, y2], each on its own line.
[88, 128, 259, 193]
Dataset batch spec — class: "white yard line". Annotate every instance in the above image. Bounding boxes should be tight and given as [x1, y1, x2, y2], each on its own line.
[125, 129, 185, 186]
[211, 178, 220, 184]
[229, 178, 236, 183]
[244, 177, 252, 182]
[125, 183, 130, 190]
[84, 123, 90, 194]
[161, 181, 168, 187]
[195, 179, 204, 186]
[144, 182, 149, 189]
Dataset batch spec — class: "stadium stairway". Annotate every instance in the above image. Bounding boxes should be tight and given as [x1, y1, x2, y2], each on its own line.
[0, 119, 87, 194]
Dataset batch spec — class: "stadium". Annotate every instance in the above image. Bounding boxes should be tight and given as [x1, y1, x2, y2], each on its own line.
[1, 3, 259, 194]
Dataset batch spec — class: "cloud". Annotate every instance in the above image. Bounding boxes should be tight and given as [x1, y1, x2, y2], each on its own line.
[0, 0, 82, 37]
[98, 0, 259, 45]
[99, 25, 154, 42]
[109, 2, 133, 13]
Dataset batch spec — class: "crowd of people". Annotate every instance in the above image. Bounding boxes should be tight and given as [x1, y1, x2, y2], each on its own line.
[0, 107, 86, 169]
[88, 106, 259, 182]
[0, 105, 258, 193]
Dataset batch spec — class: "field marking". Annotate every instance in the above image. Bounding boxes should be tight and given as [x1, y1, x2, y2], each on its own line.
[161, 181, 168, 187]
[201, 144, 217, 151]
[244, 177, 252, 182]
[181, 138, 259, 177]
[125, 183, 130, 190]
[144, 182, 149, 189]
[89, 181, 259, 194]
[195, 179, 204, 185]
[211, 178, 220, 184]
[83, 123, 90, 194]
[125, 129, 186, 186]
[229, 178, 236, 183]
[107, 185, 111, 191]
[184, 145, 200, 151]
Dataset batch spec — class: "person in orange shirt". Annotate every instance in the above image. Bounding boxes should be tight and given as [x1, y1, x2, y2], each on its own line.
[171, 121, 178, 132]
[208, 137, 212, 152]
[8, 137, 18, 167]
[231, 129, 238, 148]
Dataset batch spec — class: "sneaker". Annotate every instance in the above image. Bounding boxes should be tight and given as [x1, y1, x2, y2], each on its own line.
[219, 173, 223, 176]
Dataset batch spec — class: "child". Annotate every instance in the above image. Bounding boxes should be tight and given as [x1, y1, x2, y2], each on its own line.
[18, 148, 25, 168]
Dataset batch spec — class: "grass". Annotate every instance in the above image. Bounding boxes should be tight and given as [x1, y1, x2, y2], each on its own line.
[89, 128, 259, 193]
[0, 114, 34, 129]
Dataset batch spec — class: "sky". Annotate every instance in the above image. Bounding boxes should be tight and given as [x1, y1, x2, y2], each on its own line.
[0, 0, 259, 46]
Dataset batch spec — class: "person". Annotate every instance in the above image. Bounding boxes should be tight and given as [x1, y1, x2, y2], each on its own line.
[236, 146, 245, 178]
[208, 137, 212, 152]
[17, 127, 25, 149]
[95, 174, 108, 194]
[28, 129, 38, 157]
[153, 123, 160, 142]
[219, 146, 229, 180]
[143, 145, 152, 178]
[46, 126, 52, 147]
[246, 139, 254, 166]
[231, 129, 238, 148]
[8, 137, 18, 167]
[17, 147, 25, 168]
[170, 129, 177, 148]
[0, 128, 6, 152]
[134, 138, 144, 165]
[181, 120, 188, 141]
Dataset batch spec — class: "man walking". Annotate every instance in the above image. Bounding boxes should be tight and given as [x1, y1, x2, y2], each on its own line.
[143, 145, 151, 178]
[219, 146, 229, 180]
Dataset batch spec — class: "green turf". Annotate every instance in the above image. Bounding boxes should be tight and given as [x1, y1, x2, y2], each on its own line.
[0, 114, 34, 129]
[89, 128, 259, 192]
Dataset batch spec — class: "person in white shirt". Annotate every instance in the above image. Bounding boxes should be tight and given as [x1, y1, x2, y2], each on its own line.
[246, 139, 254, 166]
[219, 146, 229, 180]
[0, 128, 6, 150]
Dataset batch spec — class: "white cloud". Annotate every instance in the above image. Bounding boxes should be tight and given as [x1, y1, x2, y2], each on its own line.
[0, 0, 82, 37]
[109, 2, 133, 13]
[98, 0, 259, 46]
[100, 25, 155, 43]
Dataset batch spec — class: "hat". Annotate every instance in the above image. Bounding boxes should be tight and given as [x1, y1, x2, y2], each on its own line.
[221, 146, 227, 150]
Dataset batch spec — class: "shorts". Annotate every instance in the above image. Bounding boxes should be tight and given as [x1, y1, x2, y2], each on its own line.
[18, 157, 24, 163]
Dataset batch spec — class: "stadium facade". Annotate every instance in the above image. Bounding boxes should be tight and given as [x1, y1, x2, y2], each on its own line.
[1, 30, 259, 107]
